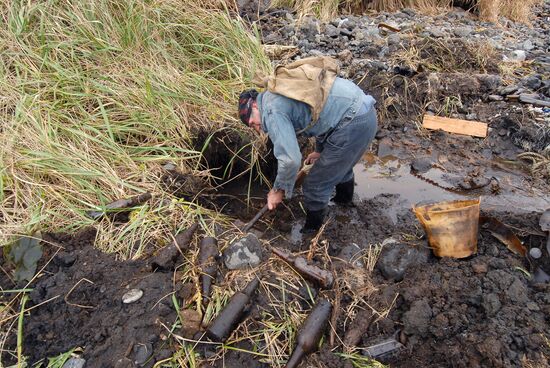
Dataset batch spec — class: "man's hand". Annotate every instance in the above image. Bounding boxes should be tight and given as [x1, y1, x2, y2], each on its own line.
[267, 189, 284, 210]
[305, 152, 321, 165]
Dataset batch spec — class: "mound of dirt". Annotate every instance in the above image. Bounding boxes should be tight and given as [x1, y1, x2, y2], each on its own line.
[318, 197, 550, 368]
[15, 229, 179, 367]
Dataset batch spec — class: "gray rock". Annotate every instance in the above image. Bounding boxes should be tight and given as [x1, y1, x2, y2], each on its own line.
[503, 50, 526, 62]
[223, 233, 263, 270]
[477, 74, 502, 91]
[402, 8, 416, 17]
[427, 27, 446, 38]
[324, 24, 340, 38]
[522, 40, 534, 51]
[308, 49, 324, 57]
[411, 157, 433, 173]
[377, 243, 429, 281]
[63, 358, 86, 368]
[134, 342, 153, 366]
[377, 137, 394, 158]
[340, 18, 357, 30]
[387, 33, 401, 46]
[530, 247, 542, 259]
[522, 75, 542, 90]
[299, 17, 320, 41]
[488, 95, 504, 101]
[499, 85, 519, 95]
[507, 278, 528, 303]
[340, 28, 353, 38]
[453, 26, 473, 37]
[363, 26, 380, 38]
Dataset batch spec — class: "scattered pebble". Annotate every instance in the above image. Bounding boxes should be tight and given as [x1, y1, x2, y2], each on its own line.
[529, 247, 542, 259]
[62, 358, 86, 368]
[122, 289, 143, 304]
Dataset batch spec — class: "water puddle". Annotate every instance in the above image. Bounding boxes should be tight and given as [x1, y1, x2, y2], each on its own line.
[354, 158, 462, 205]
[354, 155, 550, 213]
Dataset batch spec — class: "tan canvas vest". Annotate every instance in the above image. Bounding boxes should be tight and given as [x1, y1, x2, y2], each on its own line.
[253, 56, 340, 131]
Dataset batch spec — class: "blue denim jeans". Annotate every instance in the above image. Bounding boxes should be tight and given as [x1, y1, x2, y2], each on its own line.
[302, 107, 378, 211]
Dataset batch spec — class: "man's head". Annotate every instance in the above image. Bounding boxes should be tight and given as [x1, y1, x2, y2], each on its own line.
[238, 89, 261, 133]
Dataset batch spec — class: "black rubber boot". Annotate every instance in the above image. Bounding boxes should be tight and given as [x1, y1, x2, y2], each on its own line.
[332, 179, 355, 205]
[302, 208, 327, 234]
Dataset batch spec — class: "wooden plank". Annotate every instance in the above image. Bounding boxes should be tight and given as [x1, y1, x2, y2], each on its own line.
[422, 115, 488, 138]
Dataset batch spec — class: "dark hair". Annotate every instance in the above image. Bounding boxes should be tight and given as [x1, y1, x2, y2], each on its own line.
[238, 89, 259, 125]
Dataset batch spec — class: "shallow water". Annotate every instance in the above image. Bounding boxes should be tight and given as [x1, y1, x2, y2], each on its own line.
[354, 156, 550, 214]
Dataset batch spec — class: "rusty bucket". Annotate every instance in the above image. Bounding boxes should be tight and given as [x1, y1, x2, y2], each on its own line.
[413, 199, 480, 258]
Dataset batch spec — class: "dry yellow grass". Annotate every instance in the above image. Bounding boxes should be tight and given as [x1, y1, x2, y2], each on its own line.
[273, 0, 542, 23]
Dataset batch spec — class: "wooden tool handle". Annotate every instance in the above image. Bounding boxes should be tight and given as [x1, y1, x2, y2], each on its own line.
[242, 204, 269, 233]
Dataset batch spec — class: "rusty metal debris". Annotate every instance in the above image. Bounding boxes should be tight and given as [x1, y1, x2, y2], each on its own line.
[363, 337, 404, 360]
[343, 309, 374, 348]
[151, 223, 198, 271]
[378, 22, 401, 32]
[242, 204, 269, 233]
[87, 192, 152, 220]
[480, 217, 527, 257]
[286, 298, 332, 368]
[205, 277, 260, 342]
[199, 237, 219, 303]
[272, 247, 334, 289]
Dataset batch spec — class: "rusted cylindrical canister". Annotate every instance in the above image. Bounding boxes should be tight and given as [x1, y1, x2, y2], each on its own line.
[286, 298, 332, 368]
[206, 277, 260, 342]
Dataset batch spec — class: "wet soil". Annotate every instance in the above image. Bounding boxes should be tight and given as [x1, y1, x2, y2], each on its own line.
[2, 229, 179, 367]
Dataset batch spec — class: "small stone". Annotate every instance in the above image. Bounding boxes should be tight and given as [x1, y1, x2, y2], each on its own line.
[522, 40, 534, 51]
[503, 50, 526, 63]
[526, 302, 540, 311]
[337, 49, 353, 63]
[529, 247, 542, 259]
[377, 140, 393, 158]
[122, 289, 143, 304]
[324, 24, 339, 38]
[488, 95, 503, 101]
[472, 263, 488, 274]
[522, 75, 542, 90]
[62, 358, 86, 368]
[453, 26, 473, 37]
[223, 233, 263, 270]
[427, 28, 446, 38]
[411, 157, 433, 173]
[500, 85, 519, 95]
[134, 342, 153, 366]
[114, 358, 133, 368]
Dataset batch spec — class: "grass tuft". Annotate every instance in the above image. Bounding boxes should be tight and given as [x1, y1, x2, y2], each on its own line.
[0, 0, 271, 257]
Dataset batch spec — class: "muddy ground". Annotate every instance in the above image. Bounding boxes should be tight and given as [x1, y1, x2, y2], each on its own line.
[2, 1, 550, 367]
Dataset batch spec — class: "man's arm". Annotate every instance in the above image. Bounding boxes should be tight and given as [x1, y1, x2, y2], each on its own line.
[265, 111, 302, 199]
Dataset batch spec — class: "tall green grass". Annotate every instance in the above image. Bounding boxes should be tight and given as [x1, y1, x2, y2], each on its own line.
[0, 0, 270, 257]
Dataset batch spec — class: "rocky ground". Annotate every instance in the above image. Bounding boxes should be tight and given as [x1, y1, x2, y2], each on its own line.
[2, 1, 549, 367]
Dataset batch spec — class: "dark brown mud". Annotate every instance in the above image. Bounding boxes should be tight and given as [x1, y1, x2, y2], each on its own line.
[2, 229, 179, 367]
